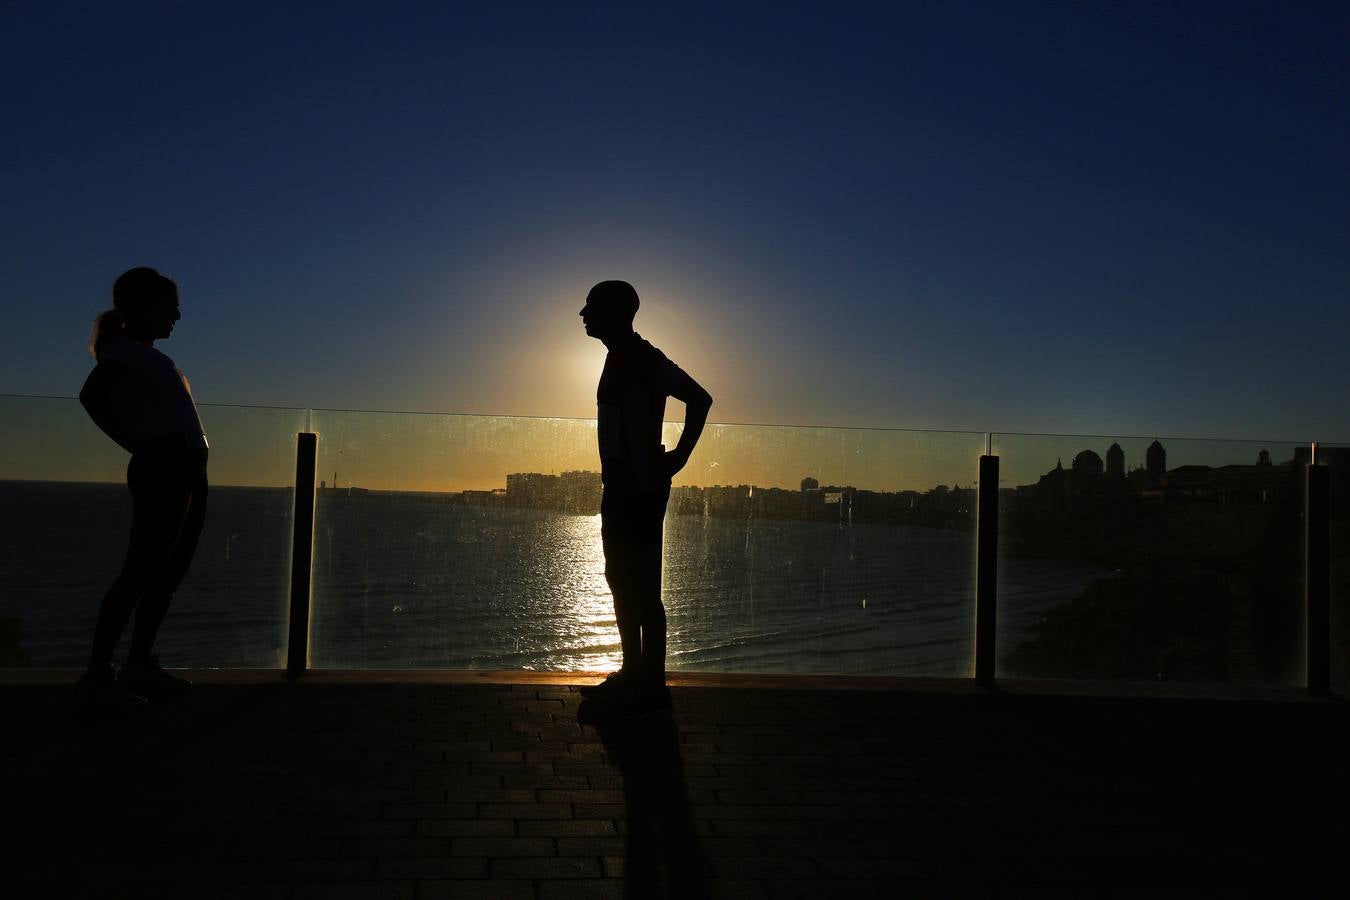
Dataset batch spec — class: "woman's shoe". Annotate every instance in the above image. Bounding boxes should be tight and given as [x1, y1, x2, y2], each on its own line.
[118, 655, 192, 703]
[75, 666, 148, 712]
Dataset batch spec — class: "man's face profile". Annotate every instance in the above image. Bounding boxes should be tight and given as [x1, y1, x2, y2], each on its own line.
[579, 281, 638, 340]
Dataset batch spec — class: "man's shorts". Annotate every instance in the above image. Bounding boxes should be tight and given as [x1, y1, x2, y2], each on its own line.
[600, 486, 670, 547]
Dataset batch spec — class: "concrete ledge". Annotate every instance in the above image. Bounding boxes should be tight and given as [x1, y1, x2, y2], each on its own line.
[1, 666, 1337, 702]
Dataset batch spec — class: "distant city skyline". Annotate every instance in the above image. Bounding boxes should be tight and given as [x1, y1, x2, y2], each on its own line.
[0, 394, 1308, 493]
[319, 437, 1301, 499]
[2, 4, 1348, 442]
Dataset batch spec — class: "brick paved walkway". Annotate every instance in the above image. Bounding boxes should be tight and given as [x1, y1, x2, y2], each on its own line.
[3, 677, 1345, 898]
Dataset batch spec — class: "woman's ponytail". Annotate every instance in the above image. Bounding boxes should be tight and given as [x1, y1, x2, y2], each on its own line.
[89, 309, 124, 360]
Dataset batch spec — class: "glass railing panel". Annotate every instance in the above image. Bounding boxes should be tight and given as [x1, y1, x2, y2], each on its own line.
[663, 421, 983, 676]
[991, 433, 1307, 685]
[1322, 444, 1350, 694]
[308, 409, 984, 675]
[0, 396, 306, 668]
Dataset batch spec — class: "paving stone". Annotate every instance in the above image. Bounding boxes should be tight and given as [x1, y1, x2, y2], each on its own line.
[313, 818, 417, 837]
[413, 774, 505, 789]
[503, 773, 590, 790]
[251, 857, 375, 882]
[376, 857, 489, 879]
[706, 879, 774, 899]
[227, 838, 346, 861]
[537, 879, 627, 899]
[492, 856, 602, 879]
[552, 764, 618, 779]
[518, 819, 617, 837]
[756, 837, 863, 858]
[701, 837, 763, 857]
[767, 879, 887, 898]
[479, 802, 572, 820]
[355, 837, 450, 858]
[293, 882, 415, 900]
[416, 880, 534, 900]
[443, 787, 537, 803]
[444, 750, 524, 763]
[711, 819, 812, 838]
[815, 856, 923, 878]
[181, 887, 294, 900]
[450, 837, 555, 858]
[570, 802, 627, 820]
[537, 789, 625, 804]
[554, 836, 627, 856]
[382, 803, 477, 820]
[138, 855, 261, 883]
[711, 857, 818, 879]
[414, 740, 491, 753]
[692, 804, 759, 820]
[416, 818, 515, 837]
[757, 803, 849, 821]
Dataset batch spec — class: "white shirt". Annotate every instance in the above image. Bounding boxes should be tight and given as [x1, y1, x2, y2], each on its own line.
[99, 335, 209, 449]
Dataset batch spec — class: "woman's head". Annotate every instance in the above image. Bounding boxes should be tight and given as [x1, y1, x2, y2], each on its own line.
[90, 267, 180, 358]
[114, 267, 180, 336]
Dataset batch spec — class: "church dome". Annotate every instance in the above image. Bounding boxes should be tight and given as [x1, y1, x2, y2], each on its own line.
[1072, 449, 1104, 476]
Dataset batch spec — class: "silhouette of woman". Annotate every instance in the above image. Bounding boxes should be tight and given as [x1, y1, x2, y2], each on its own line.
[76, 267, 208, 709]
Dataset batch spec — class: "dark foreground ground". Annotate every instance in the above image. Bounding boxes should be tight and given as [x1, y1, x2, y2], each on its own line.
[3, 675, 1346, 899]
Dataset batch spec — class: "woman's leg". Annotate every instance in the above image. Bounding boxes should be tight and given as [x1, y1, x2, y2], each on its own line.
[128, 477, 205, 664]
[87, 472, 192, 673]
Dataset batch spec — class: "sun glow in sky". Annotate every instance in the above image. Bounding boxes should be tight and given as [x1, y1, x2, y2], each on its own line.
[2, 1, 1348, 454]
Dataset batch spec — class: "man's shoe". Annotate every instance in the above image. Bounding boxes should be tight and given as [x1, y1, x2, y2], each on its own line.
[579, 669, 635, 698]
[118, 655, 191, 703]
[614, 684, 674, 719]
[76, 666, 148, 713]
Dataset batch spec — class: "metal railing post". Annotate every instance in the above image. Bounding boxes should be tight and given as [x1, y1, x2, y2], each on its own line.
[975, 452, 999, 687]
[1306, 451, 1330, 695]
[288, 432, 318, 681]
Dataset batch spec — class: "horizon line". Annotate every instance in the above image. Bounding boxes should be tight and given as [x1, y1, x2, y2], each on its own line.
[0, 393, 1336, 445]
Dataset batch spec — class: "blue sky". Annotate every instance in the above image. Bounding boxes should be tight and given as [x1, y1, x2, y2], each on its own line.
[3, 1, 1347, 441]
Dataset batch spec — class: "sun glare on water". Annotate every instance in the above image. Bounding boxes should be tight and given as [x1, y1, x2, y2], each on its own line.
[548, 513, 623, 672]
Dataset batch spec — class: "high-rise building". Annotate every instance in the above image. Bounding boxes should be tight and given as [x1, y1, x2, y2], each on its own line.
[1106, 442, 1125, 478]
[1146, 440, 1166, 480]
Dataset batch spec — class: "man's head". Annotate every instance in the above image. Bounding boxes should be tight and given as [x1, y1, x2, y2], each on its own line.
[580, 280, 639, 341]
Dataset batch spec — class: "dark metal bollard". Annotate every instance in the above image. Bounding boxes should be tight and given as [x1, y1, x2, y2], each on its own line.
[288, 432, 318, 681]
[976, 454, 999, 687]
[1306, 459, 1330, 695]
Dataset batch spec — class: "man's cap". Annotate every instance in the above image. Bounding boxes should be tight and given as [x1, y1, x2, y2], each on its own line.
[583, 280, 640, 319]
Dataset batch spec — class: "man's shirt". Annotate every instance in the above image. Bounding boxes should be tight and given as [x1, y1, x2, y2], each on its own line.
[596, 332, 686, 495]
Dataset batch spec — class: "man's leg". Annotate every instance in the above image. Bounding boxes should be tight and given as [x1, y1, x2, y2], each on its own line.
[639, 488, 670, 687]
[603, 526, 642, 674]
[635, 539, 666, 686]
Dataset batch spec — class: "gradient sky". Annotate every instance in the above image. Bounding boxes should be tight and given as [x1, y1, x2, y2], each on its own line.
[3, 1, 1348, 445]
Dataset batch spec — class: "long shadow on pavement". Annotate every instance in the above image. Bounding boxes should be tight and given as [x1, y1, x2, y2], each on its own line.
[579, 698, 710, 899]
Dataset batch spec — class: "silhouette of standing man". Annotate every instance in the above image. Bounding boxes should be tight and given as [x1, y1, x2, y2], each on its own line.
[76, 267, 207, 710]
[579, 281, 712, 715]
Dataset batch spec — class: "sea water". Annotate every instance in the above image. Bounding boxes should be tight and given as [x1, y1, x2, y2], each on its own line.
[0, 482, 1105, 673]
